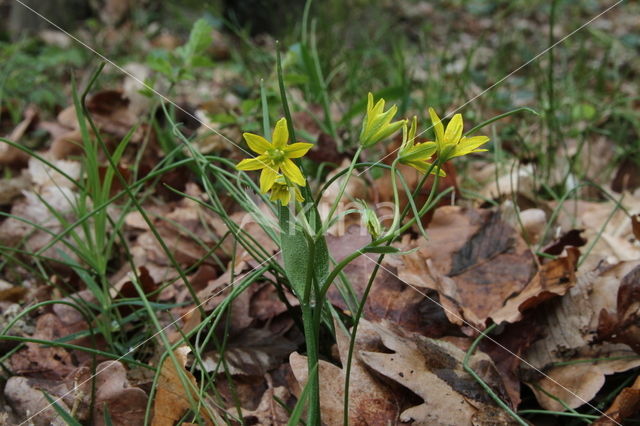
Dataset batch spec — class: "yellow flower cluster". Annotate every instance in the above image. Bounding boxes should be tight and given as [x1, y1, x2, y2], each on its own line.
[236, 94, 490, 205]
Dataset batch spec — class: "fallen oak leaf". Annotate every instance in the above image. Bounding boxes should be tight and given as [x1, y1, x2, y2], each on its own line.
[523, 260, 640, 411]
[358, 321, 517, 425]
[393, 206, 576, 328]
[289, 320, 399, 425]
[152, 345, 223, 426]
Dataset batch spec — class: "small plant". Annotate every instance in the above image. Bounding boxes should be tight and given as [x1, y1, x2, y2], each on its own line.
[230, 88, 495, 424]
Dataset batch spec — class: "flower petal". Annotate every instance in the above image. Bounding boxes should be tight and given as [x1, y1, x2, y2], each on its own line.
[270, 186, 291, 205]
[444, 113, 463, 146]
[236, 154, 269, 171]
[281, 158, 306, 186]
[284, 142, 313, 158]
[401, 142, 437, 161]
[260, 167, 279, 193]
[429, 108, 445, 145]
[243, 132, 271, 154]
[272, 118, 289, 148]
[453, 135, 490, 157]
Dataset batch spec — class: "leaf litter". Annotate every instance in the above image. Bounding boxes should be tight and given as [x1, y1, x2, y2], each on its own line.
[2, 2, 640, 424]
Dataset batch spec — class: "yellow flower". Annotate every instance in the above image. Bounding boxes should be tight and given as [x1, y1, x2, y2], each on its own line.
[359, 92, 405, 147]
[428, 108, 490, 163]
[398, 116, 443, 175]
[236, 117, 313, 193]
[269, 175, 304, 206]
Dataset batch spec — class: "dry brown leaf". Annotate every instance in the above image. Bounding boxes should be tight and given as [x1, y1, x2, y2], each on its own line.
[152, 345, 222, 426]
[0, 171, 31, 205]
[10, 313, 77, 380]
[391, 206, 576, 328]
[93, 361, 148, 426]
[4, 376, 70, 426]
[0, 280, 28, 302]
[0, 156, 83, 267]
[597, 264, 640, 352]
[289, 320, 399, 425]
[480, 320, 544, 409]
[201, 327, 297, 377]
[0, 106, 36, 167]
[594, 374, 640, 425]
[234, 376, 291, 425]
[326, 225, 457, 337]
[554, 195, 640, 263]
[490, 247, 578, 324]
[358, 321, 516, 425]
[523, 260, 640, 410]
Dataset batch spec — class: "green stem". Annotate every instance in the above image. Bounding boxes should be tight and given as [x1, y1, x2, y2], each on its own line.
[321, 145, 364, 234]
[463, 324, 527, 425]
[376, 165, 442, 244]
[342, 251, 387, 425]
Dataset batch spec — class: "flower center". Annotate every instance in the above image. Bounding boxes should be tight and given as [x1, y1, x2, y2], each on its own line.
[269, 148, 286, 163]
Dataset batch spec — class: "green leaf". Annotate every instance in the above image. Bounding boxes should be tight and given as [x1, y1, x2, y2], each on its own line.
[177, 18, 213, 64]
[146, 50, 173, 78]
[279, 206, 329, 299]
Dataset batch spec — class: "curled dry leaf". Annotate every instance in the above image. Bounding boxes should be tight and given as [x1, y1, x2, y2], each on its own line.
[553, 195, 640, 263]
[0, 105, 37, 167]
[597, 264, 640, 352]
[152, 345, 222, 426]
[358, 320, 516, 425]
[289, 320, 399, 425]
[524, 260, 640, 411]
[594, 374, 640, 425]
[542, 229, 587, 256]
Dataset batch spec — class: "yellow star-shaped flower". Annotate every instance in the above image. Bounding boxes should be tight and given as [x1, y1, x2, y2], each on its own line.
[236, 118, 313, 193]
[398, 116, 442, 175]
[428, 108, 490, 163]
[359, 93, 405, 148]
